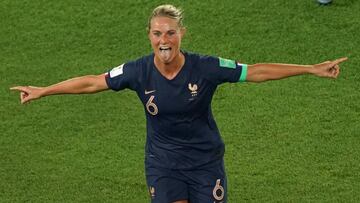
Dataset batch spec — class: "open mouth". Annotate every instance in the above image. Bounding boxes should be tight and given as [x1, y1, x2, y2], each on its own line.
[158, 46, 172, 61]
[159, 47, 172, 51]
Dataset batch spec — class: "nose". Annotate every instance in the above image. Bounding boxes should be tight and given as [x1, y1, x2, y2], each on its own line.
[160, 34, 169, 44]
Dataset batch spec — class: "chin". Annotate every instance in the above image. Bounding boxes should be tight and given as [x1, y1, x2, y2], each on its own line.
[155, 53, 175, 64]
[161, 59, 173, 65]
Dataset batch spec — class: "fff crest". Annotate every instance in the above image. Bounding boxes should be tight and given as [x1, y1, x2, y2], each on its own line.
[188, 83, 198, 97]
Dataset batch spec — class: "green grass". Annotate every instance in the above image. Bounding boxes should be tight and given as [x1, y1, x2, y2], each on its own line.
[1, 0, 359, 202]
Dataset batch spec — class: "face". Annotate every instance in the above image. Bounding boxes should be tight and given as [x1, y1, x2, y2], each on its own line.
[148, 16, 185, 65]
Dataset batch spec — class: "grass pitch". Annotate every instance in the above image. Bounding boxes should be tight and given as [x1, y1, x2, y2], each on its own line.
[1, 0, 360, 202]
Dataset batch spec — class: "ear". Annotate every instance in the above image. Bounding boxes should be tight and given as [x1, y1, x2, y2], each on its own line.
[148, 30, 153, 41]
[180, 27, 186, 38]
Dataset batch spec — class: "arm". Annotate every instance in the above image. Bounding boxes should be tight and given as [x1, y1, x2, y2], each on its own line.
[10, 74, 109, 104]
[246, 57, 348, 82]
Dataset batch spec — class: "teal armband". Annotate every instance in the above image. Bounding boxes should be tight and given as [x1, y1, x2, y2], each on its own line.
[239, 64, 248, 82]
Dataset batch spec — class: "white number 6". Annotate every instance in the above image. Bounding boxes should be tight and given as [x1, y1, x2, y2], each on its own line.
[146, 95, 158, 116]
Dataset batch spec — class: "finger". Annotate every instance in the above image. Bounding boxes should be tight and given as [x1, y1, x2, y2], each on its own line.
[10, 86, 28, 92]
[20, 93, 25, 104]
[332, 57, 348, 65]
[22, 97, 31, 104]
[21, 91, 29, 98]
[20, 91, 28, 102]
[20, 93, 33, 104]
[328, 65, 340, 78]
[334, 65, 340, 77]
[329, 67, 336, 75]
[334, 70, 340, 78]
[10, 86, 19, 91]
[21, 91, 26, 98]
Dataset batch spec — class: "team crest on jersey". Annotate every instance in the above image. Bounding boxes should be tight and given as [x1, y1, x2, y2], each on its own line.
[188, 83, 198, 97]
[109, 64, 124, 78]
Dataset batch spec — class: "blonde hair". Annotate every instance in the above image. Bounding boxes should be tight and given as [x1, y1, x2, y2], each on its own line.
[147, 4, 184, 32]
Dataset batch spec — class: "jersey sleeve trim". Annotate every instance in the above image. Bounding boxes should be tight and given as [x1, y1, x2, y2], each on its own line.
[238, 64, 248, 82]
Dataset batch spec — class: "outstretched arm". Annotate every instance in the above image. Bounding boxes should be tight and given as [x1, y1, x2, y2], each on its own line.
[246, 57, 348, 82]
[10, 74, 108, 104]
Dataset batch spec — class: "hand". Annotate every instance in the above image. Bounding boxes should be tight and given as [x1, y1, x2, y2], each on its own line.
[10, 86, 44, 104]
[312, 57, 348, 78]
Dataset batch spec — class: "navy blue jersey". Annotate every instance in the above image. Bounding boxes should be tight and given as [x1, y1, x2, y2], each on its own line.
[105, 51, 247, 169]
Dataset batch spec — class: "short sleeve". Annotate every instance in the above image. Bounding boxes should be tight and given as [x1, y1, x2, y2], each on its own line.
[200, 55, 247, 85]
[105, 60, 139, 91]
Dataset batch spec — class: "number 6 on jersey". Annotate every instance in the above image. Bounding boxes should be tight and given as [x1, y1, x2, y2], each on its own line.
[146, 95, 158, 116]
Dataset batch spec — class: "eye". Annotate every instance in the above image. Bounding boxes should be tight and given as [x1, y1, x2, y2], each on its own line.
[153, 32, 161, 37]
[168, 31, 176, 36]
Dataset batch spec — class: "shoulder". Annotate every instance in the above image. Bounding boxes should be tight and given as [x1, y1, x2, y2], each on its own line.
[184, 51, 218, 61]
[124, 53, 154, 69]
[107, 53, 153, 83]
[184, 51, 243, 84]
[183, 51, 219, 68]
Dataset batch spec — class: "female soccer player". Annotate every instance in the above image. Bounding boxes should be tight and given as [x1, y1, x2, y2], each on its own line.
[11, 4, 347, 203]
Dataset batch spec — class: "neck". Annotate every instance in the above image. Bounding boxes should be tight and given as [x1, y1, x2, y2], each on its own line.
[154, 52, 185, 80]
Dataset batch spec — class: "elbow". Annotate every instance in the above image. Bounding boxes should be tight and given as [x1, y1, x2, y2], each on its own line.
[246, 64, 268, 82]
[86, 74, 108, 93]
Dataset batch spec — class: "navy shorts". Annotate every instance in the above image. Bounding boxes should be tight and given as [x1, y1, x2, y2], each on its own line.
[145, 161, 227, 203]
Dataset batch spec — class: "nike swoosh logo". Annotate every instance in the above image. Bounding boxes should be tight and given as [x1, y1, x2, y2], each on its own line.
[145, 90, 156, 95]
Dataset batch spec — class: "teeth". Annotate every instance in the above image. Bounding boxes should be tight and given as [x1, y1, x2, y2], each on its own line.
[160, 47, 171, 51]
